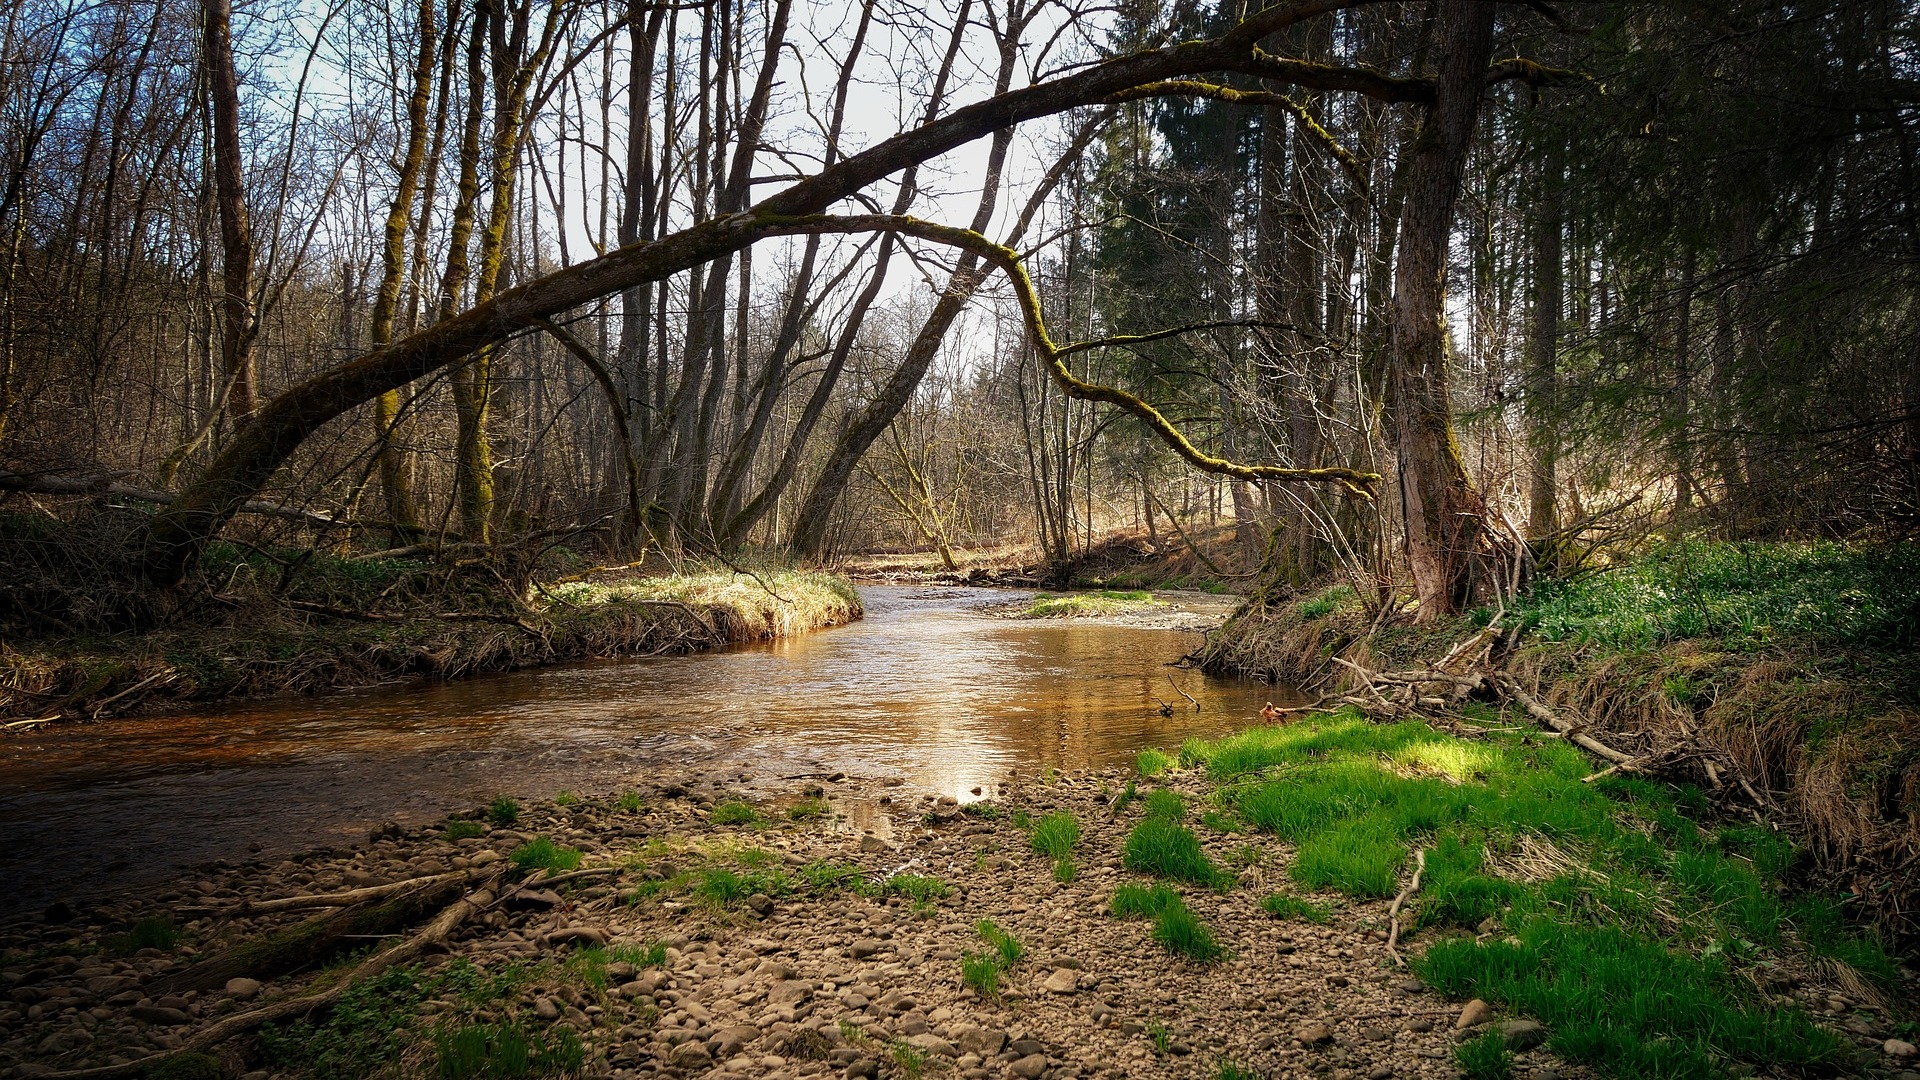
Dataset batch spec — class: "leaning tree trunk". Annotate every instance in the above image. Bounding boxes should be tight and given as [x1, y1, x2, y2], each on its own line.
[135, 0, 1431, 585]
[1384, 0, 1496, 619]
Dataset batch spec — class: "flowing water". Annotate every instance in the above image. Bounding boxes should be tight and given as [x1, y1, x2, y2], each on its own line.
[0, 586, 1292, 917]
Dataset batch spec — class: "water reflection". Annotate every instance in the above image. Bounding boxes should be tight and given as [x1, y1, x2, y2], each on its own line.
[0, 586, 1289, 914]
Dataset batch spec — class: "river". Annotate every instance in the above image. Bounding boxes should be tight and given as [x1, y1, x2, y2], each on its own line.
[0, 586, 1287, 918]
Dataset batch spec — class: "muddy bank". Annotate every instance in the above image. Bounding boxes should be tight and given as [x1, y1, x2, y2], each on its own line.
[1, 570, 861, 729]
[2, 771, 1583, 1080]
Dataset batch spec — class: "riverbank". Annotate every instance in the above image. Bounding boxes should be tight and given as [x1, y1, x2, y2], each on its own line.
[3, 713, 1911, 1080]
[0, 565, 861, 728]
[1201, 541, 1920, 945]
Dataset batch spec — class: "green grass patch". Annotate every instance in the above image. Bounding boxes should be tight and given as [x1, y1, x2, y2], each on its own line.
[961, 919, 1025, 998]
[1260, 892, 1331, 924]
[608, 941, 666, 969]
[976, 919, 1024, 966]
[1123, 815, 1228, 889]
[709, 799, 763, 826]
[444, 820, 485, 841]
[1108, 883, 1224, 962]
[786, 796, 829, 821]
[1187, 711, 1887, 1080]
[507, 836, 581, 875]
[434, 1021, 582, 1079]
[799, 860, 872, 895]
[1214, 1064, 1268, 1080]
[107, 916, 181, 955]
[883, 873, 950, 911]
[1136, 748, 1173, 778]
[487, 796, 520, 826]
[960, 952, 1000, 997]
[552, 790, 579, 807]
[261, 960, 524, 1076]
[615, 790, 645, 813]
[694, 863, 791, 908]
[960, 800, 1004, 819]
[1023, 589, 1162, 618]
[1453, 1031, 1511, 1080]
[1029, 811, 1080, 882]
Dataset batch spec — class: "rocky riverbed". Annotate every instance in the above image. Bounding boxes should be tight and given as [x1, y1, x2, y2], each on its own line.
[4, 769, 1603, 1080]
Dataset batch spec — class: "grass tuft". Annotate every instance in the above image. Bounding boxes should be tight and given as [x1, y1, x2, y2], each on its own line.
[444, 819, 484, 841]
[1260, 892, 1332, 924]
[709, 799, 763, 826]
[433, 1021, 583, 1079]
[614, 790, 644, 813]
[507, 836, 581, 875]
[1136, 748, 1173, 778]
[487, 796, 520, 826]
[107, 915, 181, 955]
[1030, 811, 1081, 882]
[1124, 814, 1228, 889]
[1109, 884, 1226, 961]
[1453, 1031, 1511, 1080]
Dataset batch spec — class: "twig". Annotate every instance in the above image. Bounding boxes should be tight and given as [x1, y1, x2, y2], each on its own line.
[229, 870, 475, 915]
[88, 671, 177, 719]
[1386, 848, 1427, 968]
[1166, 674, 1199, 712]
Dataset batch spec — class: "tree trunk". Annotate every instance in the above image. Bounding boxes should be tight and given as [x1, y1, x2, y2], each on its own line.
[1526, 136, 1561, 541]
[369, 0, 437, 536]
[202, 0, 256, 420]
[1385, 0, 1495, 619]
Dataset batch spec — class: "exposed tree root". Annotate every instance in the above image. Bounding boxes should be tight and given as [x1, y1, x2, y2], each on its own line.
[1386, 847, 1427, 968]
[42, 868, 510, 1080]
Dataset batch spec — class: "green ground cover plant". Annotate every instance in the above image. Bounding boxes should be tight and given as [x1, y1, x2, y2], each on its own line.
[1179, 712, 1897, 1079]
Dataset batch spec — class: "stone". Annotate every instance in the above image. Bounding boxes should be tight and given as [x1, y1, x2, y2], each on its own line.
[533, 997, 561, 1021]
[1367, 1070, 1393, 1080]
[1887, 1040, 1919, 1059]
[84, 976, 137, 996]
[224, 977, 261, 1001]
[130, 1005, 192, 1026]
[1295, 1023, 1333, 1046]
[713, 1023, 761, 1057]
[906, 1032, 958, 1057]
[1010, 1052, 1049, 1078]
[672, 1041, 714, 1068]
[1396, 979, 1426, 993]
[1042, 968, 1079, 994]
[858, 836, 894, 854]
[747, 893, 775, 917]
[1498, 1019, 1548, 1052]
[850, 938, 885, 959]
[844, 1058, 880, 1078]
[1454, 998, 1494, 1030]
[952, 1023, 1007, 1056]
[507, 887, 562, 909]
[546, 926, 607, 948]
[1009, 1038, 1046, 1057]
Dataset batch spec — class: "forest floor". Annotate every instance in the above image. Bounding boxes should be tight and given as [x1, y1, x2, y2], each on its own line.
[2, 713, 1913, 1080]
[0, 556, 861, 728]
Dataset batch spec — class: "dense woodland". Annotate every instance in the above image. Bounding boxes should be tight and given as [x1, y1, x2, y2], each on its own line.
[0, 0, 1915, 610]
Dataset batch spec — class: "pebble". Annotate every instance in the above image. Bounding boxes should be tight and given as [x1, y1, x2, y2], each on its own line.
[1888, 1039, 1920, 1059]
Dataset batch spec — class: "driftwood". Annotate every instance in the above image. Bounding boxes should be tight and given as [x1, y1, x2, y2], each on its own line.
[226, 869, 477, 915]
[44, 870, 507, 1080]
[149, 871, 474, 995]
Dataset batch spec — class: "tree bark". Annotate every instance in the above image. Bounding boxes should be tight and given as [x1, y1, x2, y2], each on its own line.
[369, 0, 437, 536]
[1526, 135, 1561, 541]
[201, 0, 257, 420]
[1384, 0, 1495, 619]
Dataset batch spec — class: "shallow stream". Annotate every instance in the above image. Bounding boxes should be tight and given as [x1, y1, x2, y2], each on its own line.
[0, 586, 1291, 916]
